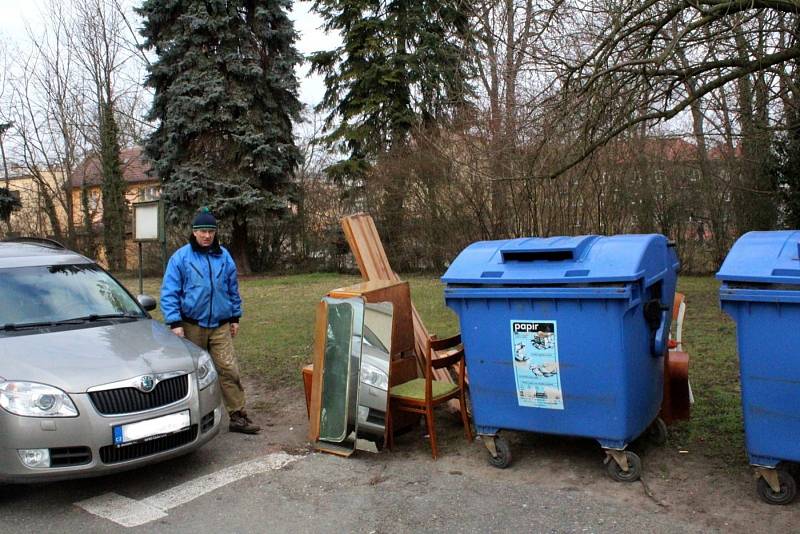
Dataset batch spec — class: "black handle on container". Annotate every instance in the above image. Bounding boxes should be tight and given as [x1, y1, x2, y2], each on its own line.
[644, 299, 670, 356]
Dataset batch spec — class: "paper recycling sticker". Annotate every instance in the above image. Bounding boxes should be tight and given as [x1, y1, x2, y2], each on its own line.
[510, 320, 564, 409]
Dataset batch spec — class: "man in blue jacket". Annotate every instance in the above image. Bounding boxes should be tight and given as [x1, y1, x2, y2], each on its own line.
[161, 209, 260, 434]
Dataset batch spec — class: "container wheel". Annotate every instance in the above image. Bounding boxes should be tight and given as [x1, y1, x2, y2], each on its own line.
[488, 436, 512, 469]
[757, 470, 797, 505]
[606, 451, 642, 483]
[646, 417, 668, 446]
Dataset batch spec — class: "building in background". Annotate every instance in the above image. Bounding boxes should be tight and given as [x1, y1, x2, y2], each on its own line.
[70, 146, 160, 268]
[1, 166, 68, 239]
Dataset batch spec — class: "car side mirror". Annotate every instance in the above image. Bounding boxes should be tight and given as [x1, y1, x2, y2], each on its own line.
[137, 294, 157, 311]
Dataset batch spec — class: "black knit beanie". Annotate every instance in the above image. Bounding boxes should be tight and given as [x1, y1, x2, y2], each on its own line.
[192, 208, 217, 230]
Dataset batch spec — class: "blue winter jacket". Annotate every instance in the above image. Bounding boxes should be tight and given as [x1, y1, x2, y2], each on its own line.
[160, 240, 242, 329]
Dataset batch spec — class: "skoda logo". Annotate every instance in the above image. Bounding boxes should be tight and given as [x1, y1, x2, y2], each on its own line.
[139, 375, 156, 393]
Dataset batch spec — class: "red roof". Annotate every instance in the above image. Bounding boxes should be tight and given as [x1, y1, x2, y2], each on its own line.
[71, 146, 155, 187]
[608, 137, 698, 162]
[644, 138, 698, 161]
[606, 137, 741, 164]
[706, 143, 743, 160]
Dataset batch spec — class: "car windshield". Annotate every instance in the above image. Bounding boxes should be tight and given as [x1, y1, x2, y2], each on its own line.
[0, 264, 144, 326]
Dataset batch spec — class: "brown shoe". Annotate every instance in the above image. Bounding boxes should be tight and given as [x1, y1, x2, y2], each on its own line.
[229, 410, 261, 434]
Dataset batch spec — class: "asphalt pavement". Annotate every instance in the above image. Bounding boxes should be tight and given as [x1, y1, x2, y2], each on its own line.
[0, 426, 714, 534]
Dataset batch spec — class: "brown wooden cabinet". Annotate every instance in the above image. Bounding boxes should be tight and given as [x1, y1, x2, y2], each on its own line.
[305, 280, 421, 444]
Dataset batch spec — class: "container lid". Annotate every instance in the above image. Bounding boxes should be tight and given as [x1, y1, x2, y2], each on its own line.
[717, 230, 800, 284]
[442, 234, 677, 285]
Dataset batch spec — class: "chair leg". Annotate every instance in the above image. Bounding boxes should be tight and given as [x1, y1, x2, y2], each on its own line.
[425, 409, 438, 459]
[386, 402, 394, 451]
[459, 393, 473, 443]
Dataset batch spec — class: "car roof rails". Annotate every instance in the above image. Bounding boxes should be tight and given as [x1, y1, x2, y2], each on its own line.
[1, 236, 67, 249]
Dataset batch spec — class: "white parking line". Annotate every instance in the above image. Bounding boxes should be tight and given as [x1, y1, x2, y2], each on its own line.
[75, 452, 302, 528]
[74, 493, 167, 527]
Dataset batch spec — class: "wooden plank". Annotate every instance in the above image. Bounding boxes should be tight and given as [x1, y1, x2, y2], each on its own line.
[302, 364, 313, 419]
[342, 213, 395, 281]
[661, 350, 691, 424]
[314, 440, 357, 457]
[341, 213, 454, 385]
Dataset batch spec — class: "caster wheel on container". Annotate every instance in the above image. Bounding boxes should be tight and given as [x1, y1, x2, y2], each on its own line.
[646, 417, 668, 446]
[606, 451, 642, 483]
[487, 436, 512, 469]
[757, 470, 797, 505]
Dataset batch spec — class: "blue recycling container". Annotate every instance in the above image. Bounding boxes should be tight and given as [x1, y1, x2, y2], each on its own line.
[442, 235, 679, 473]
[717, 231, 800, 481]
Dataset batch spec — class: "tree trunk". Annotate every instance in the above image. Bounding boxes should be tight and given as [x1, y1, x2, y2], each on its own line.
[229, 218, 252, 275]
[734, 28, 777, 233]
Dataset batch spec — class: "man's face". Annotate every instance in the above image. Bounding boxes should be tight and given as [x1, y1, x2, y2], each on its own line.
[193, 229, 216, 247]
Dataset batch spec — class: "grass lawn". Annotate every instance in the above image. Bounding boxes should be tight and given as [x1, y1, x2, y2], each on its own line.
[669, 276, 743, 464]
[118, 273, 743, 465]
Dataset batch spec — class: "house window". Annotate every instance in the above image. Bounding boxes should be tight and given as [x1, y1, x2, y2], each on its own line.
[88, 190, 101, 211]
[138, 185, 161, 201]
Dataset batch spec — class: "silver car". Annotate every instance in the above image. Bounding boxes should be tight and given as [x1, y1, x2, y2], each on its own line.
[356, 325, 390, 439]
[0, 238, 223, 482]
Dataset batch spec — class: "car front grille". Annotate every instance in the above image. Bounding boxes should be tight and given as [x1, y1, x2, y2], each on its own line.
[89, 374, 190, 415]
[367, 410, 385, 425]
[99, 425, 198, 464]
[50, 446, 92, 467]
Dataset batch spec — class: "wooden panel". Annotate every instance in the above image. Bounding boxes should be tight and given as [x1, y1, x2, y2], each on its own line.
[661, 350, 691, 424]
[302, 364, 313, 419]
[314, 440, 357, 457]
[341, 213, 453, 385]
[341, 213, 394, 281]
[329, 280, 414, 357]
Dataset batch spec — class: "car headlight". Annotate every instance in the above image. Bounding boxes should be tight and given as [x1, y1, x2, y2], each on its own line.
[0, 381, 78, 417]
[360, 361, 388, 390]
[196, 352, 218, 390]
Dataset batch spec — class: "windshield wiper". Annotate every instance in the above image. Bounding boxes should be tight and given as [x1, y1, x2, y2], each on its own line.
[2, 314, 141, 331]
[60, 313, 142, 322]
[2, 320, 75, 331]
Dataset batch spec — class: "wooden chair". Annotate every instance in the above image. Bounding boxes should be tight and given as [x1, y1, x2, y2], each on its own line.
[662, 292, 692, 423]
[386, 334, 472, 459]
[668, 292, 686, 351]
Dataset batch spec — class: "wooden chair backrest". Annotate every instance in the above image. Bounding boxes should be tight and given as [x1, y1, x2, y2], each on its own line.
[672, 292, 685, 321]
[670, 292, 686, 351]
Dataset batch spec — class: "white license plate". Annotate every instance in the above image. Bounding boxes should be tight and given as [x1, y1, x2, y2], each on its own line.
[113, 410, 190, 446]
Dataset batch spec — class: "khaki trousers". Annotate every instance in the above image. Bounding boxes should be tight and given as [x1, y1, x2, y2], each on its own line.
[183, 322, 246, 414]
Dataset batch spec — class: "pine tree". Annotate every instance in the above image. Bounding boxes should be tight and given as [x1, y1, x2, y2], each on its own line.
[99, 101, 127, 271]
[138, 0, 302, 272]
[310, 0, 473, 171]
[310, 0, 474, 259]
[0, 189, 20, 225]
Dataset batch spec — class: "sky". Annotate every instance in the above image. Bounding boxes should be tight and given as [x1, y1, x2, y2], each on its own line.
[0, 0, 339, 108]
